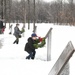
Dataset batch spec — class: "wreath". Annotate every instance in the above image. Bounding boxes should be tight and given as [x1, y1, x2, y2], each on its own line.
[34, 38, 46, 49]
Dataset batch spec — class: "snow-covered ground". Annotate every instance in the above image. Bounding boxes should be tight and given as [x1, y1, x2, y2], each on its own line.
[0, 23, 75, 75]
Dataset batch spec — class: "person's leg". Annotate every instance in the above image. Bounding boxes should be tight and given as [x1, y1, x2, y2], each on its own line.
[13, 40, 16, 44]
[26, 52, 33, 59]
[31, 50, 36, 59]
[16, 38, 19, 44]
[13, 37, 19, 44]
[13, 36, 17, 44]
[13, 39, 17, 44]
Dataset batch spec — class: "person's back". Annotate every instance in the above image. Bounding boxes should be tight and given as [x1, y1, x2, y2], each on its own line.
[14, 26, 19, 35]
[25, 37, 35, 53]
[13, 24, 21, 44]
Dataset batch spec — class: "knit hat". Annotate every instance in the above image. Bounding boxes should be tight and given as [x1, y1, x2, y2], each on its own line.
[31, 33, 37, 37]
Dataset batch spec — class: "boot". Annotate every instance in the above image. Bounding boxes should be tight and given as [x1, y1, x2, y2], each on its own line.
[13, 40, 16, 44]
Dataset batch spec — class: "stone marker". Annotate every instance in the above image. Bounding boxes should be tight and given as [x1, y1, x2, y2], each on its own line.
[48, 41, 75, 75]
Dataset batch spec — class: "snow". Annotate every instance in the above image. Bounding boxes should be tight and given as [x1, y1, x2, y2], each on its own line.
[0, 23, 75, 75]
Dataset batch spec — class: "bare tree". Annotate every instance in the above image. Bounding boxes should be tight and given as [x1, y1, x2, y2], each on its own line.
[33, 0, 36, 32]
[8, 0, 12, 28]
[21, 0, 26, 28]
[28, 0, 30, 29]
[4, 0, 6, 27]
[0, 0, 75, 25]
[0, 0, 3, 19]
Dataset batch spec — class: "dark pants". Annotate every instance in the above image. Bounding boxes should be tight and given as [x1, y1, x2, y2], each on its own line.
[13, 35, 21, 44]
[26, 50, 36, 59]
[13, 38, 19, 44]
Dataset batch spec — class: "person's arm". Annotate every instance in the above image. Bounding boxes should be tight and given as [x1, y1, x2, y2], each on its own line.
[28, 42, 35, 50]
[35, 37, 44, 43]
[15, 27, 21, 34]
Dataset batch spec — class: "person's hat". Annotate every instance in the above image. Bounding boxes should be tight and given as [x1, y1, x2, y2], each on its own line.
[31, 33, 37, 37]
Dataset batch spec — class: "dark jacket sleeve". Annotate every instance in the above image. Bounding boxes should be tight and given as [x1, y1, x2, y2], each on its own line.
[28, 42, 35, 50]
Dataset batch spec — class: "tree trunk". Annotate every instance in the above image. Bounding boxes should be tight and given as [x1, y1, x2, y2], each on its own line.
[28, 0, 30, 29]
[4, 0, 6, 27]
[1, 0, 3, 19]
[33, 0, 36, 33]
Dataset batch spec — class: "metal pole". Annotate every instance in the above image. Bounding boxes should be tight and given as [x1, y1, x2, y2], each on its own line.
[47, 29, 52, 61]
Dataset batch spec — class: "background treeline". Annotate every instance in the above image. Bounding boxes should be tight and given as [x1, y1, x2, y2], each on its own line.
[0, 0, 75, 25]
